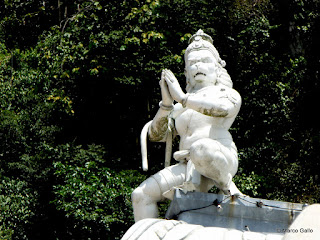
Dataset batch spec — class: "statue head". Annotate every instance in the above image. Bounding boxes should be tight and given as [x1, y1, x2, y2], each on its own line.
[184, 29, 233, 92]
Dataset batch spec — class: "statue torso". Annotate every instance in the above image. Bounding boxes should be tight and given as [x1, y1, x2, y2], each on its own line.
[172, 85, 239, 150]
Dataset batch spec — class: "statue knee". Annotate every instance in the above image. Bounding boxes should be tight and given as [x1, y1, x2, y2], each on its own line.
[190, 139, 233, 190]
[131, 179, 162, 222]
[131, 187, 144, 206]
[131, 178, 162, 206]
[190, 138, 225, 166]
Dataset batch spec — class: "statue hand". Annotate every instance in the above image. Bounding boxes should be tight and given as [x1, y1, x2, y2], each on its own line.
[163, 69, 185, 103]
[160, 70, 174, 106]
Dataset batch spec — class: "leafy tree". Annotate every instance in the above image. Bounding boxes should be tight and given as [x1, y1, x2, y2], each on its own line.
[0, 0, 320, 239]
[0, 177, 38, 240]
[52, 144, 145, 239]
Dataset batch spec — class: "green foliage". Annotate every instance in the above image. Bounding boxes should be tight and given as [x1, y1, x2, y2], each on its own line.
[234, 171, 264, 197]
[0, 46, 73, 186]
[0, 177, 38, 240]
[0, 0, 320, 239]
[52, 145, 145, 239]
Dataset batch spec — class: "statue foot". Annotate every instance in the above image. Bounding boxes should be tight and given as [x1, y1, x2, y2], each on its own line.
[220, 174, 243, 196]
[223, 181, 243, 196]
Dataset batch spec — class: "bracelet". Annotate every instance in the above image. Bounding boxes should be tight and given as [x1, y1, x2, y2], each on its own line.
[159, 101, 174, 111]
[181, 93, 190, 108]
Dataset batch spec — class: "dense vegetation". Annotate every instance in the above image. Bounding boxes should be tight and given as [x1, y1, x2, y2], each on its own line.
[0, 0, 319, 239]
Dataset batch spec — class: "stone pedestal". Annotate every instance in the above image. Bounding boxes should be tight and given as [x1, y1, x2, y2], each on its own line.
[165, 190, 303, 234]
[122, 190, 320, 240]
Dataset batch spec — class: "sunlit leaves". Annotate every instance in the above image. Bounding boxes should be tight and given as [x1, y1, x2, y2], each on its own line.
[0, 178, 38, 240]
[52, 144, 146, 239]
[0, 0, 320, 239]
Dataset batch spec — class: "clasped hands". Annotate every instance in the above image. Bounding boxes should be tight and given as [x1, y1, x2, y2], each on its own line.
[159, 69, 186, 107]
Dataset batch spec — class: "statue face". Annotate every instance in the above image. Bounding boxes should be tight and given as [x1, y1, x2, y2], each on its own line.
[185, 49, 218, 88]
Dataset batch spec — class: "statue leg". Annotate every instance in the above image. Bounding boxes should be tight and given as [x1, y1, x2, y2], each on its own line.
[189, 138, 241, 195]
[131, 163, 186, 222]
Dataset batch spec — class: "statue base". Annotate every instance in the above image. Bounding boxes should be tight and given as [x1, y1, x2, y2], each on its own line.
[165, 190, 303, 233]
[122, 190, 320, 240]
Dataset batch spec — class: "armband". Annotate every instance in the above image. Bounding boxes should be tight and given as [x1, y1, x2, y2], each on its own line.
[159, 101, 174, 111]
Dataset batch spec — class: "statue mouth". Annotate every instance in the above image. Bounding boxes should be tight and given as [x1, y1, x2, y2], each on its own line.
[194, 72, 206, 78]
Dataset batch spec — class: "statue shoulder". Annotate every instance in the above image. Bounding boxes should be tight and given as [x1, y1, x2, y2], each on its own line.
[201, 86, 241, 105]
[226, 88, 241, 105]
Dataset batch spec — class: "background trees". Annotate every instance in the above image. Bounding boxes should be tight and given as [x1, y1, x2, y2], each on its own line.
[0, 0, 319, 239]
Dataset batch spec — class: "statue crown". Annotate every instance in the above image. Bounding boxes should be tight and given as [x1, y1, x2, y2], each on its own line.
[188, 29, 213, 45]
[185, 29, 226, 67]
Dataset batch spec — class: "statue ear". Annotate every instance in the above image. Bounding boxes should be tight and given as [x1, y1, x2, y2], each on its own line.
[184, 68, 187, 77]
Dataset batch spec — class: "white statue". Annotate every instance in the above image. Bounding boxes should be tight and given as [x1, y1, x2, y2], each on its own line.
[132, 30, 242, 222]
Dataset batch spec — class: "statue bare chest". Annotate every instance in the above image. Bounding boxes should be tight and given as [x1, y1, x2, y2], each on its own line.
[175, 108, 211, 136]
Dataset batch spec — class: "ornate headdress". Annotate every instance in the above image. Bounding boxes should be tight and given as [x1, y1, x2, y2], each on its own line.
[185, 29, 226, 67]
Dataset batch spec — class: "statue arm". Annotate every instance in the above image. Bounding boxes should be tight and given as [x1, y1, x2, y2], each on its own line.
[185, 89, 241, 118]
[162, 69, 241, 118]
[148, 108, 172, 142]
[148, 70, 175, 142]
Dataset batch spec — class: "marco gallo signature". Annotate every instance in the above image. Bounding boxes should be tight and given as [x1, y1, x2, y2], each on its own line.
[277, 228, 314, 234]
